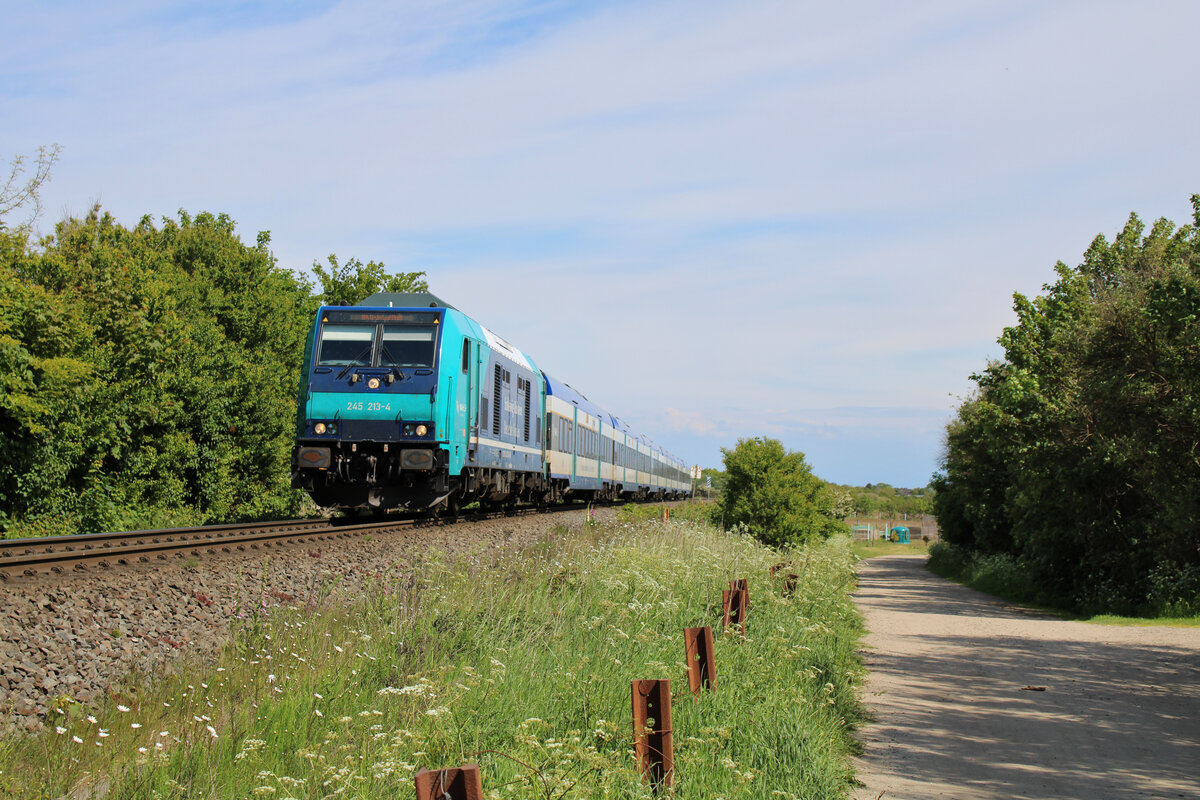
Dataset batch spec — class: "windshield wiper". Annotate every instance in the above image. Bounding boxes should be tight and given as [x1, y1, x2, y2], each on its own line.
[336, 345, 374, 380]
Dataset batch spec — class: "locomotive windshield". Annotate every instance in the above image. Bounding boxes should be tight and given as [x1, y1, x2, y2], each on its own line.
[316, 310, 441, 369]
[379, 324, 437, 368]
[317, 324, 375, 366]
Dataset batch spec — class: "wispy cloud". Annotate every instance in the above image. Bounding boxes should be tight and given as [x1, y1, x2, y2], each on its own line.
[3, 0, 1198, 485]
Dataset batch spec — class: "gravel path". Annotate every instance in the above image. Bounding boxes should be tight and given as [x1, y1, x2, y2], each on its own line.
[852, 555, 1200, 800]
[1, 508, 595, 732]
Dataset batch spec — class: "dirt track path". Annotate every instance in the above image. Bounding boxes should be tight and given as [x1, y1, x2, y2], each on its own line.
[852, 555, 1200, 800]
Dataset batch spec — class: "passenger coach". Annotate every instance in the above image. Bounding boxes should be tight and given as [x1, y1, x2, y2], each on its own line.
[292, 293, 690, 512]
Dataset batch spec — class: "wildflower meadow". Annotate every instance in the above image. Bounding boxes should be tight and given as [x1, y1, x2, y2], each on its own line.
[0, 506, 864, 798]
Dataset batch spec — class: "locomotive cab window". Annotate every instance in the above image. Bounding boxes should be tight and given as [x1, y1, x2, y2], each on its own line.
[379, 325, 436, 368]
[317, 324, 376, 366]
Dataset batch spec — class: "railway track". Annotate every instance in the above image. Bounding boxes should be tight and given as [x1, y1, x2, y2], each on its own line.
[0, 505, 583, 581]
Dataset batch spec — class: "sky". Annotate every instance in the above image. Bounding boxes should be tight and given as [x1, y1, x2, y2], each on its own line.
[4, 0, 1199, 487]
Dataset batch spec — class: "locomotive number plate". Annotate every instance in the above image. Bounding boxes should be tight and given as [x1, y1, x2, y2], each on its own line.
[345, 401, 393, 412]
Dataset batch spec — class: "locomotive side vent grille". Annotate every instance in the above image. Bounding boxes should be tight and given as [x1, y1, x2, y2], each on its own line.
[523, 383, 531, 441]
[493, 364, 502, 435]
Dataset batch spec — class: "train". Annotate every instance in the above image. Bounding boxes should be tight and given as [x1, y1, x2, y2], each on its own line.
[291, 293, 691, 512]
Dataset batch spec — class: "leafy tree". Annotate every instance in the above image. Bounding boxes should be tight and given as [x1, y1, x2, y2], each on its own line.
[312, 254, 428, 306]
[935, 195, 1200, 614]
[1, 207, 316, 536]
[717, 437, 846, 547]
[829, 487, 855, 519]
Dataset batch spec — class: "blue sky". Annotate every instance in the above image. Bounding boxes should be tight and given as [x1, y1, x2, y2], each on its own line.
[4, 0, 1199, 487]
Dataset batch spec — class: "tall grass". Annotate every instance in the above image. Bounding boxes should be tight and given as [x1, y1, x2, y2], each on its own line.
[0, 514, 864, 799]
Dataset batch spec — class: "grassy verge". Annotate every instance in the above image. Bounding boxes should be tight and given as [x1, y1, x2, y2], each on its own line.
[926, 543, 1200, 627]
[850, 540, 930, 559]
[0, 513, 865, 799]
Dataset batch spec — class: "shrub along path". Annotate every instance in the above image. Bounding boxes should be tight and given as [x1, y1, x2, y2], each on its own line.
[852, 555, 1200, 800]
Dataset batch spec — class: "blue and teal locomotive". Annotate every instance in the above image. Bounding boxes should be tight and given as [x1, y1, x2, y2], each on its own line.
[291, 293, 690, 511]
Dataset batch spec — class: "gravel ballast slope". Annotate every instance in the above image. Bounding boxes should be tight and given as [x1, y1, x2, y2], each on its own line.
[1, 509, 594, 731]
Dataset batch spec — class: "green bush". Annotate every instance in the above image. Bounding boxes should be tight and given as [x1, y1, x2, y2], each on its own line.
[717, 437, 846, 547]
[927, 542, 1044, 606]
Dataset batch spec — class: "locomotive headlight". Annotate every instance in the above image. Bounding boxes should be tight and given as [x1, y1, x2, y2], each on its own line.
[415, 424, 428, 436]
[313, 422, 327, 435]
[367, 377, 381, 389]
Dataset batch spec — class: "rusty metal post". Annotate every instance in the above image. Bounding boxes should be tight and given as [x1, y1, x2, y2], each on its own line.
[770, 563, 799, 597]
[662, 506, 670, 522]
[684, 626, 716, 695]
[722, 587, 748, 634]
[414, 764, 484, 800]
[632, 679, 675, 789]
[729, 578, 749, 609]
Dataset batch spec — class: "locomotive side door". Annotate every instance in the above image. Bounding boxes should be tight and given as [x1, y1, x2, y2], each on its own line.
[465, 338, 480, 459]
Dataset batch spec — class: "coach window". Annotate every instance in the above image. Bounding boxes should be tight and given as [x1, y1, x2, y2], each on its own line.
[318, 324, 375, 366]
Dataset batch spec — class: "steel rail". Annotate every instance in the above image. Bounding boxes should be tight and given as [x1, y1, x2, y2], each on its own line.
[0, 503, 590, 581]
[0, 517, 391, 580]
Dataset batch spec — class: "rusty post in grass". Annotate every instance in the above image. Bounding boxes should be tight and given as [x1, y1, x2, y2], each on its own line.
[770, 562, 799, 597]
[730, 577, 749, 610]
[632, 679, 675, 789]
[722, 586, 748, 635]
[724, 578, 744, 633]
[684, 626, 717, 695]
[414, 764, 484, 800]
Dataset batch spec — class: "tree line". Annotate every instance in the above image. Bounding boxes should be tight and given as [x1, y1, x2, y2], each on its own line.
[833, 483, 933, 518]
[933, 196, 1200, 615]
[1, 189, 425, 536]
